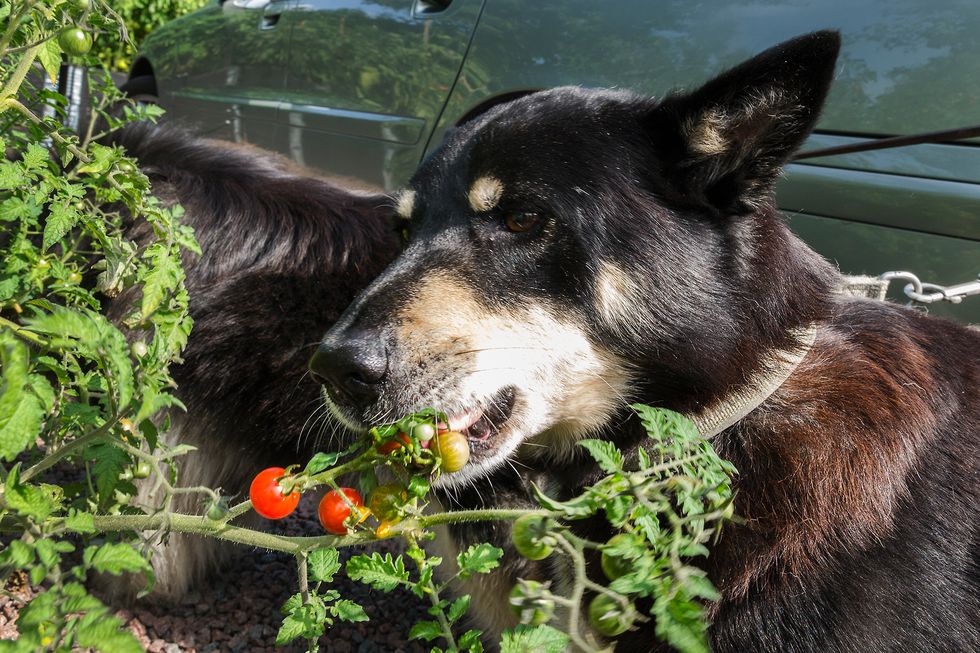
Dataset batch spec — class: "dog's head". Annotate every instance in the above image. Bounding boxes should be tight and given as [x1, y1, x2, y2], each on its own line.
[310, 31, 840, 486]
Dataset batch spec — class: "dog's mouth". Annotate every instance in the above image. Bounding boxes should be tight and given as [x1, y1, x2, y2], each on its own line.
[444, 387, 517, 456]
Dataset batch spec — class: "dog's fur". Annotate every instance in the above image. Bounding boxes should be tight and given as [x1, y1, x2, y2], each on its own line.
[313, 31, 980, 651]
[100, 124, 400, 598]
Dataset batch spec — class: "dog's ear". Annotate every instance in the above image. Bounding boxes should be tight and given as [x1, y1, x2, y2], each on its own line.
[647, 30, 840, 215]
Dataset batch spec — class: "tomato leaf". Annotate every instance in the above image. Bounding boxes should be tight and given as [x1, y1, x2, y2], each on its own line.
[530, 482, 597, 518]
[447, 595, 470, 624]
[456, 543, 503, 580]
[4, 472, 61, 522]
[1, 540, 35, 568]
[83, 542, 151, 577]
[303, 451, 340, 475]
[346, 552, 409, 592]
[500, 625, 569, 653]
[59, 582, 104, 614]
[42, 203, 80, 251]
[276, 604, 325, 645]
[408, 619, 443, 642]
[578, 439, 623, 474]
[88, 442, 128, 501]
[72, 609, 143, 653]
[0, 335, 44, 462]
[459, 629, 484, 652]
[307, 547, 341, 583]
[330, 599, 368, 623]
[37, 39, 63, 84]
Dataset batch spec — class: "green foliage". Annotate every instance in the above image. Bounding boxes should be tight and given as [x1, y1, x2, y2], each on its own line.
[91, 0, 209, 72]
[501, 625, 569, 653]
[0, 2, 195, 650]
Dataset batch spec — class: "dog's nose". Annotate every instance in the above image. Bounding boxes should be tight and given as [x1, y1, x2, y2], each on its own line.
[309, 334, 387, 407]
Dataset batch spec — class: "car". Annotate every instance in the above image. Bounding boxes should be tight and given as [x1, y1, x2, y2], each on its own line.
[126, 0, 980, 322]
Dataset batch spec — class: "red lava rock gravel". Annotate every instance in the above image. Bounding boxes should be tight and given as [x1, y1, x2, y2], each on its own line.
[1, 496, 433, 652]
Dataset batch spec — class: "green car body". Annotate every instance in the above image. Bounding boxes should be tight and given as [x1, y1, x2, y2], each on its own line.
[131, 0, 980, 322]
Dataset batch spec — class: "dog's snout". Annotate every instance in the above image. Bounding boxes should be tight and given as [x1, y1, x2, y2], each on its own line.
[309, 334, 388, 407]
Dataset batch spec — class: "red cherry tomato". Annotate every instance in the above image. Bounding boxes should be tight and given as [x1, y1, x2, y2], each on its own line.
[377, 432, 410, 455]
[318, 487, 364, 535]
[249, 467, 300, 519]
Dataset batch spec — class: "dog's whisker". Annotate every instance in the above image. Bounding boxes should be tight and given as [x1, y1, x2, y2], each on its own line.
[451, 345, 558, 357]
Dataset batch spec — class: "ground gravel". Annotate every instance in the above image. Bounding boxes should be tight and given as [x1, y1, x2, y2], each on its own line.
[1, 494, 433, 652]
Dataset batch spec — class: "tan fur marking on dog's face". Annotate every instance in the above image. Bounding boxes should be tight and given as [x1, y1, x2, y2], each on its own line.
[393, 272, 633, 486]
[467, 176, 504, 213]
[596, 261, 645, 333]
[395, 189, 416, 220]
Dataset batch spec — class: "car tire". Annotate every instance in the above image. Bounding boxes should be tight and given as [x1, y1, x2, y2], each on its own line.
[119, 75, 158, 104]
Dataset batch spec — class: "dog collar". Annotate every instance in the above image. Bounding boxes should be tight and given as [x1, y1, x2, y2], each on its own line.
[688, 324, 818, 438]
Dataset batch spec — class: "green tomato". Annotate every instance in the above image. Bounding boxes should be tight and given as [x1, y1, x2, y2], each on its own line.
[511, 514, 554, 561]
[411, 422, 436, 442]
[588, 594, 635, 637]
[508, 580, 555, 626]
[207, 499, 229, 521]
[70, 0, 92, 11]
[368, 484, 407, 522]
[131, 341, 148, 358]
[57, 27, 92, 56]
[432, 430, 469, 473]
[600, 533, 641, 581]
[132, 460, 151, 479]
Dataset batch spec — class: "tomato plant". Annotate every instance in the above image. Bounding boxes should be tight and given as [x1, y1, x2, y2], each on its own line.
[249, 467, 301, 519]
[318, 487, 365, 535]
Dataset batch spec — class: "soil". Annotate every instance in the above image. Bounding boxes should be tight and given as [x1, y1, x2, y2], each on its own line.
[0, 497, 432, 652]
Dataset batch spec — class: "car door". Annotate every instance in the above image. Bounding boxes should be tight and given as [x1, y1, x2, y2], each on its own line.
[276, 0, 485, 189]
[163, 0, 294, 150]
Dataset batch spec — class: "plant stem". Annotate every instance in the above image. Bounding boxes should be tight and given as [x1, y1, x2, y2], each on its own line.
[89, 512, 377, 554]
[0, 45, 40, 105]
[555, 534, 602, 653]
[297, 553, 309, 603]
[21, 422, 116, 482]
[418, 508, 547, 529]
[23, 506, 550, 559]
[0, 316, 48, 347]
[425, 578, 458, 652]
[3, 98, 91, 163]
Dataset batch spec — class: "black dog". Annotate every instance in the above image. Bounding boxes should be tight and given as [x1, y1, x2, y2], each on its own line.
[101, 124, 399, 598]
[310, 31, 980, 651]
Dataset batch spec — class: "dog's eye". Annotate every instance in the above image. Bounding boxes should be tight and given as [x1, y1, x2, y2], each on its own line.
[503, 211, 543, 233]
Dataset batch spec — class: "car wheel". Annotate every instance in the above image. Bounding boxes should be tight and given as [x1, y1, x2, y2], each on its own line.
[119, 74, 158, 104]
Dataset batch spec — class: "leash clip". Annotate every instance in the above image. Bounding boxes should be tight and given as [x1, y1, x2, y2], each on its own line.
[879, 271, 980, 305]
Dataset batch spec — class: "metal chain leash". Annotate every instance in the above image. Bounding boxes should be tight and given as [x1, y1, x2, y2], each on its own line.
[878, 271, 980, 305]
